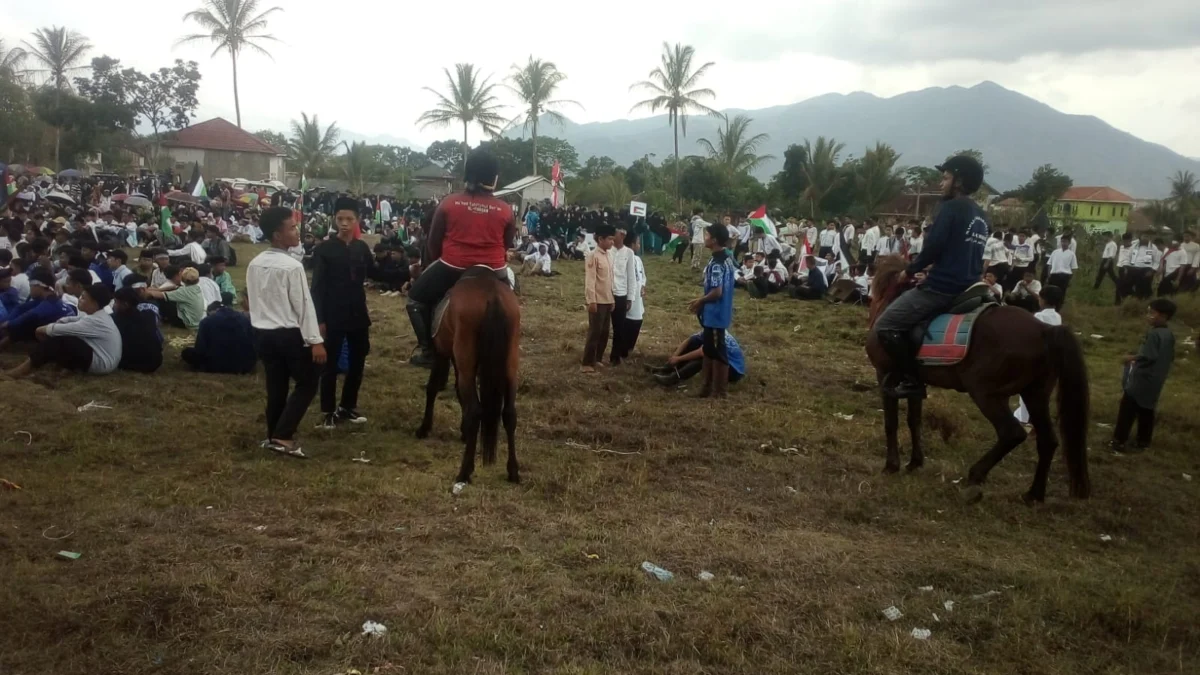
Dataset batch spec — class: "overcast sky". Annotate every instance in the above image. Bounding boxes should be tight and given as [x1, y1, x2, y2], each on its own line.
[7, 1, 1199, 158]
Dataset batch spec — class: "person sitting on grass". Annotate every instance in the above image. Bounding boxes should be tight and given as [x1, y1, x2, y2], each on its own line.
[80, 241, 113, 288]
[195, 263, 223, 307]
[144, 267, 206, 329]
[107, 250, 131, 291]
[0, 269, 19, 321]
[1013, 285, 1064, 425]
[983, 271, 1003, 303]
[3, 284, 121, 379]
[649, 330, 746, 387]
[181, 301, 257, 374]
[208, 256, 236, 305]
[60, 268, 93, 309]
[1005, 268, 1042, 313]
[111, 287, 163, 373]
[1111, 298, 1177, 453]
[789, 255, 829, 300]
[0, 268, 77, 351]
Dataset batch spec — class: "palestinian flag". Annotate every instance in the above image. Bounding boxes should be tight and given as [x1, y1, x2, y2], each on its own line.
[160, 205, 172, 237]
[188, 163, 207, 198]
[748, 205, 777, 237]
[664, 233, 686, 254]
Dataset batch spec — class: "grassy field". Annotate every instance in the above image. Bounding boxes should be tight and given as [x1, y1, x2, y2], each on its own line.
[2, 242, 1199, 675]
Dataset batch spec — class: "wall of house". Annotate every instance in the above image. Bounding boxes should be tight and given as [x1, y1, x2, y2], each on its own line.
[169, 149, 276, 182]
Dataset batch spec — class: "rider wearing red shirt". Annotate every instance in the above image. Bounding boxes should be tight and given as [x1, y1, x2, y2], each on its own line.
[406, 148, 515, 366]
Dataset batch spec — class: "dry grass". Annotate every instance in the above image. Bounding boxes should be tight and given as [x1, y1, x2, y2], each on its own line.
[1, 244, 1199, 674]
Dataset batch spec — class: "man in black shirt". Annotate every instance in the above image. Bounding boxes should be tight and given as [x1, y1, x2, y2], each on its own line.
[310, 196, 374, 429]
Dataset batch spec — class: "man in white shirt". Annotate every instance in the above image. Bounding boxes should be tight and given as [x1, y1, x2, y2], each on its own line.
[907, 228, 924, 261]
[983, 231, 1010, 284]
[1005, 268, 1043, 312]
[1114, 232, 1134, 303]
[608, 228, 638, 366]
[735, 255, 756, 288]
[689, 208, 710, 269]
[874, 226, 900, 258]
[246, 206, 326, 458]
[818, 221, 840, 258]
[168, 231, 208, 266]
[1093, 231, 1120, 290]
[614, 236, 646, 362]
[1179, 231, 1199, 293]
[749, 252, 789, 298]
[842, 219, 857, 263]
[859, 219, 880, 264]
[1009, 230, 1036, 287]
[1126, 233, 1162, 299]
[1158, 241, 1189, 296]
[9, 258, 31, 302]
[805, 221, 819, 254]
[750, 229, 782, 257]
[1046, 235, 1079, 292]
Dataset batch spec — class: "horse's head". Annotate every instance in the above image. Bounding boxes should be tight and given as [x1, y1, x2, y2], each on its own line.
[867, 254, 910, 328]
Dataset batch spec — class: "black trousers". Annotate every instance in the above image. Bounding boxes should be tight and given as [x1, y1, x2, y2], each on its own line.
[320, 327, 370, 413]
[1158, 271, 1181, 297]
[408, 259, 464, 306]
[623, 319, 643, 357]
[609, 295, 628, 363]
[1126, 268, 1154, 299]
[1048, 273, 1072, 293]
[256, 328, 319, 441]
[675, 358, 744, 383]
[1113, 393, 1155, 448]
[986, 263, 1011, 289]
[30, 335, 93, 372]
[1094, 259, 1118, 289]
[702, 326, 728, 364]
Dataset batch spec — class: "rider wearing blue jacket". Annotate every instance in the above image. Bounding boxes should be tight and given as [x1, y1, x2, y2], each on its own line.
[873, 155, 989, 398]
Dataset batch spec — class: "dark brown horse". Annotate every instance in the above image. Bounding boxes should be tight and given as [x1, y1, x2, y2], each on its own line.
[416, 268, 521, 486]
[866, 256, 1091, 504]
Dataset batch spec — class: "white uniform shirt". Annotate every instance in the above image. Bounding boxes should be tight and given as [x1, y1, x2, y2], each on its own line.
[860, 226, 880, 253]
[246, 249, 323, 345]
[1101, 241, 1118, 260]
[908, 235, 923, 257]
[1013, 279, 1042, 298]
[1129, 244, 1161, 269]
[1034, 308, 1062, 326]
[198, 277, 222, 307]
[843, 224, 856, 250]
[627, 256, 646, 321]
[610, 245, 635, 296]
[1046, 248, 1078, 275]
[1181, 241, 1200, 267]
[11, 272, 30, 302]
[1055, 235, 1077, 253]
[168, 241, 208, 265]
[983, 237, 1009, 266]
[818, 229, 838, 248]
[1010, 238, 1035, 266]
[1164, 249, 1188, 277]
[1117, 245, 1133, 268]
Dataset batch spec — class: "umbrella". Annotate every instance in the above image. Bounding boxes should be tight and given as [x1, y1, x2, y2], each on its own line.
[36, 167, 54, 176]
[165, 191, 199, 204]
[16, 191, 36, 201]
[45, 190, 76, 205]
[122, 195, 152, 209]
[237, 193, 257, 205]
[58, 169, 82, 178]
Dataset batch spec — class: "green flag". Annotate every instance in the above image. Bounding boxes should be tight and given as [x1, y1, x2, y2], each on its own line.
[160, 205, 173, 237]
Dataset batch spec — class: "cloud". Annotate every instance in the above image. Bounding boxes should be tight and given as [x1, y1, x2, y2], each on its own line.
[690, 1, 1200, 64]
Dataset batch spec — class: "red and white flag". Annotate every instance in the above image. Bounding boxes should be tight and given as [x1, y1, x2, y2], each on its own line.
[551, 161, 561, 207]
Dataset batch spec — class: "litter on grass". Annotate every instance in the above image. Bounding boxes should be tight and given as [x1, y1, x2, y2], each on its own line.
[882, 606, 903, 621]
[641, 561, 674, 582]
[451, 482, 467, 496]
[833, 412, 855, 421]
[1099, 534, 1113, 542]
[361, 620, 387, 637]
[943, 600, 955, 611]
[1089, 334, 1104, 340]
[56, 551, 81, 560]
[698, 571, 715, 582]
[351, 452, 371, 464]
[0, 478, 21, 490]
[971, 590, 1001, 600]
[911, 628, 932, 640]
[918, 586, 934, 592]
[76, 401, 112, 413]
[253, 525, 267, 532]
[1184, 473, 1193, 482]
[932, 613, 940, 622]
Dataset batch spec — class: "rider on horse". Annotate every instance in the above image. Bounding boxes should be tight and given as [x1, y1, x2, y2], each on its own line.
[406, 148, 516, 367]
[872, 154, 989, 398]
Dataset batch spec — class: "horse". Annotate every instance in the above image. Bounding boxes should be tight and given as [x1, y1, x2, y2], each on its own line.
[415, 267, 521, 486]
[865, 255, 1091, 504]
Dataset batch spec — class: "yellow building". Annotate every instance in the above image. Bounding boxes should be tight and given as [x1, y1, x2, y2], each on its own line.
[1052, 186, 1135, 233]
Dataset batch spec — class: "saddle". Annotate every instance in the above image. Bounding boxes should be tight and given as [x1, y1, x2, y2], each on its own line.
[914, 283, 997, 366]
[432, 266, 515, 337]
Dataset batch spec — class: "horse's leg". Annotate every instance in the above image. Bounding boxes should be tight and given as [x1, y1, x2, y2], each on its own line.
[454, 360, 480, 485]
[503, 381, 519, 483]
[882, 392, 901, 474]
[1021, 381, 1058, 505]
[906, 395, 924, 472]
[416, 355, 451, 439]
[479, 381, 501, 466]
[962, 391, 1028, 503]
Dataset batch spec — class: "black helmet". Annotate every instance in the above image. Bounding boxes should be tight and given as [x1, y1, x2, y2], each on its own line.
[935, 155, 984, 195]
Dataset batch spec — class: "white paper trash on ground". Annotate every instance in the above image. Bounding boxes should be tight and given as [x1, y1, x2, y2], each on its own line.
[911, 628, 931, 640]
[361, 620, 387, 637]
[882, 606, 903, 621]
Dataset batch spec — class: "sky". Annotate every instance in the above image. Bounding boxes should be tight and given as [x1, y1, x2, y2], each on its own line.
[6, 0, 1200, 158]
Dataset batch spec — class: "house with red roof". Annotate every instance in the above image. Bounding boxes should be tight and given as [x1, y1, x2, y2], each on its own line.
[1052, 186, 1135, 233]
[159, 118, 286, 183]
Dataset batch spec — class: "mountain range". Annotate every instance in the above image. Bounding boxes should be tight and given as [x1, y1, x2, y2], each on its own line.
[504, 81, 1199, 199]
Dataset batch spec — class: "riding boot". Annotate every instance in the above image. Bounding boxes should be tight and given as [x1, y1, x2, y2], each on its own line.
[878, 329, 925, 399]
[405, 301, 435, 368]
[712, 362, 730, 398]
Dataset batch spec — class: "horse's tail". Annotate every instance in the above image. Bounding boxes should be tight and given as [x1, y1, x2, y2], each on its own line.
[1046, 325, 1091, 498]
[477, 285, 511, 465]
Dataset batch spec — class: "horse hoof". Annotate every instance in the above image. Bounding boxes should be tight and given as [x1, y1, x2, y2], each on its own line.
[960, 485, 984, 505]
[883, 463, 901, 475]
[507, 473, 521, 484]
[1021, 491, 1044, 506]
[906, 460, 924, 473]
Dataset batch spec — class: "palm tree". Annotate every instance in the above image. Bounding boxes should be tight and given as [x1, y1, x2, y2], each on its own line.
[417, 63, 507, 175]
[697, 114, 773, 182]
[288, 112, 340, 178]
[506, 57, 580, 176]
[630, 42, 717, 213]
[854, 142, 905, 215]
[178, 0, 281, 128]
[342, 141, 376, 194]
[798, 136, 846, 217]
[23, 27, 92, 169]
[0, 39, 28, 81]
[1170, 170, 1198, 226]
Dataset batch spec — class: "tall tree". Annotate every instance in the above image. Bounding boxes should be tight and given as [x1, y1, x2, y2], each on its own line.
[630, 42, 717, 213]
[253, 129, 288, 152]
[903, 166, 942, 192]
[126, 60, 203, 138]
[0, 39, 27, 82]
[697, 114, 773, 182]
[23, 26, 92, 168]
[854, 142, 905, 215]
[289, 112, 340, 178]
[797, 136, 846, 217]
[341, 141, 378, 194]
[1017, 164, 1073, 209]
[178, 0, 281, 128]
[426, 139, 466, 174]
[769, 144, 811, 210]
[417, 63, 506, 175]
[506, 57, 580, 175]
[1169, 170, 1198, 226]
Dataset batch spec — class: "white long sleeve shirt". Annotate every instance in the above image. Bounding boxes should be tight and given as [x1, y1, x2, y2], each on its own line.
[168, 241, 208, 265]
[1129, 244, 1161, 270]
[983, 237, 1009, 266]
[1117, 245, 1132, 268]
[246, 249, 323, 345]
[627, 256, 646, 321]
[860, 226, 880, 253]
[843, 224, 856, 249]
[818, 229, 839, 248]
[610, 245, 635, 296]
[1101, 241, 1118, 260]
[1010, 238, 1035, 266]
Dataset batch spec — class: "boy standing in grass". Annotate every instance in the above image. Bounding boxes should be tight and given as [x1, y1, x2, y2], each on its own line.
[687, 223, 736, 398]
[581, 224, 616, 374]
[1111, 298, 1176, 453]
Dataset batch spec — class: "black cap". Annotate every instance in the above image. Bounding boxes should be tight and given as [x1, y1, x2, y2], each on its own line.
[935, 155, 984, 195]
[334, 196, 360, 215]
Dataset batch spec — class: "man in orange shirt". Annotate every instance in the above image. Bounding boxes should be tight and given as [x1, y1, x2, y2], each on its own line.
[581, 224, 616, 373]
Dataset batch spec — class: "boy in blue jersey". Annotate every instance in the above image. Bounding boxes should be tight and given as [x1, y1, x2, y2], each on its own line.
[0, 268, 77, 351]
[687, 223, 736, 398]
[871, 154, 990, 398]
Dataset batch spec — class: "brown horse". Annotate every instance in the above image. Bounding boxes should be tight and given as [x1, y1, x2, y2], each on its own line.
[866, 256, 1091, 504]
[416, 267, 521, 486]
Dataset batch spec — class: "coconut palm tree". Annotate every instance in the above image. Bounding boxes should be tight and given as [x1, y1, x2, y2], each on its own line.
[417, 63, 507, 175]
[854, 142, 905, 215]
[288, 112, 340, 178]
[506, 57, 580, 176]
[1170, 169, 1198, 225]
[630, 42, 717, 213]
[798, 136, 846, 217]
[0, 39, 28, 81]
[23, 26, 92, 169]
[697, 114, 773, 182]
[342, 141, 377, 195]
[178, 0, 281, 128]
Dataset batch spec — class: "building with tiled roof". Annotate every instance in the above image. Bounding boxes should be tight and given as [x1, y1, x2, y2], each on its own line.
[1052, 186, 1135, 233]
[159, 118, 286, 182]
